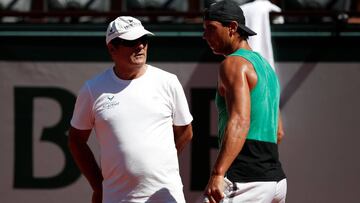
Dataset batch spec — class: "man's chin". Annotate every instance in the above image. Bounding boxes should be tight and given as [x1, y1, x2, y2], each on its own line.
[132, 56, 146, 63]
[131, 59, 146, 66]
[212, 49, 222, 55]
[209, 46, 221, 55]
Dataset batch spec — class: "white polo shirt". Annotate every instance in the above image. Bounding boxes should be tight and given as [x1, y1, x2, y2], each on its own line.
[71, 65, 193, 203]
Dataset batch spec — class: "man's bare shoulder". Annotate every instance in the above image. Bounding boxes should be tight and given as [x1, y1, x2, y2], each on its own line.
[220, 55, 257, 89]
[221, 55, 253, 73]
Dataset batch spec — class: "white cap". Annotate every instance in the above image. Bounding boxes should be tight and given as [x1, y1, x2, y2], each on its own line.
[105, 16, 154, 44]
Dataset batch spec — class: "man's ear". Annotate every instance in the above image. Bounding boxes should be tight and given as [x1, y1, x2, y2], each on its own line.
[107, 44, 116, 53]
[228, 21, 239, 35]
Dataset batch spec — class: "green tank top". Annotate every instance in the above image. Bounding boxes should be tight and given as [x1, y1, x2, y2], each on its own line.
[216, 48, 280, 144]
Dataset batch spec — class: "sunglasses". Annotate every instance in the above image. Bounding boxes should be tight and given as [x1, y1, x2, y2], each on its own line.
[119, 36, 149, 47]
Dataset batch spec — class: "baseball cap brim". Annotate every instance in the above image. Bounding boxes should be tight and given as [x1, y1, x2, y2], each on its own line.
[119, 26, 154, 40]
[238, 24, 257, 36]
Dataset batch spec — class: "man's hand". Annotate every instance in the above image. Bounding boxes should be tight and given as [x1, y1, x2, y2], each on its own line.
[204, 175, 225, 203]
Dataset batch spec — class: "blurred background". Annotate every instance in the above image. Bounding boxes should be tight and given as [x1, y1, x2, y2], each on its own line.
[1, 0, 360, 202]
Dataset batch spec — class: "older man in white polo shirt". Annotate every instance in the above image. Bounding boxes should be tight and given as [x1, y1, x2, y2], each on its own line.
[68, 16, 193, 203]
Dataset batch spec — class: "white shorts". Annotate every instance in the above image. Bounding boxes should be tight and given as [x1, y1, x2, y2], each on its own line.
[203, 178, 287, 203]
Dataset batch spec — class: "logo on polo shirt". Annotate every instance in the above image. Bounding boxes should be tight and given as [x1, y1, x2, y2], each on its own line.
[102, 95, 119, 109]
[107, 95, 114, 101]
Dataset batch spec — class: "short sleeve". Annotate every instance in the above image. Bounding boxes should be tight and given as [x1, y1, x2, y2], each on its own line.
[70, 83, 94, 130]
[170, 75, 193, 126]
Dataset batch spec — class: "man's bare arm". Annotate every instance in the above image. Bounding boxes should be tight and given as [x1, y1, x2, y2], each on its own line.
[68, 126, 103, 201]
[277, 111, 285, 144]
[173, 124, 193, 153]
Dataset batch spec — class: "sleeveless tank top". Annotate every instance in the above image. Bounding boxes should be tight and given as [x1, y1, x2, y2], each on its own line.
[215, 48, 285, 182]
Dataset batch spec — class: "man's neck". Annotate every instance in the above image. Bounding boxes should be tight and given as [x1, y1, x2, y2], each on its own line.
[224, 39, 252, 56]
[113, 64, 147, 80]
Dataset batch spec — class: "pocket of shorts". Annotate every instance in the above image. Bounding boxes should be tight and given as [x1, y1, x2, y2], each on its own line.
[223, 177, 236, 197]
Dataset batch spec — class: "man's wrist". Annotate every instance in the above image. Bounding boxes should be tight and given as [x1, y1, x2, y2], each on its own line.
[211, 169, 225, 177]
